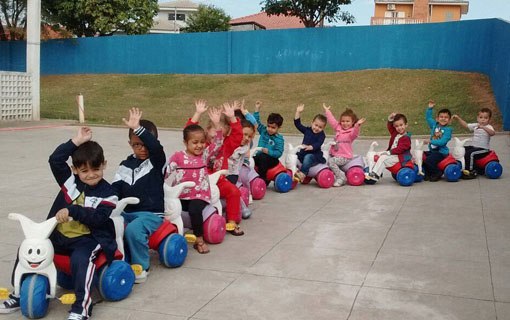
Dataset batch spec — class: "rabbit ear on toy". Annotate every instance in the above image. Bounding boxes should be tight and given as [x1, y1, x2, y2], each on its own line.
[164, 181, 196, 199]
[8, 213, 58, 240]
[209, 170, 228, 185]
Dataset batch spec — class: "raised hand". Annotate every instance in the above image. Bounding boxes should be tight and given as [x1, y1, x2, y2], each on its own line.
[428, 99, 435, 108]
[208, 106, 222, 127]
[222, 102, 236, 120]
[357, 118, 366, 125]
[296, 104, 305, 114]
[232, 100, 241, 110]
[240, 99, 248, 115]
[255, 100, 262, 112]
[122, 107, 142, 130]
[73, 126, 93, 146]
[322, 103, 331, 112]
[195, 99, 208, 114]
[388, 112, 397, 121]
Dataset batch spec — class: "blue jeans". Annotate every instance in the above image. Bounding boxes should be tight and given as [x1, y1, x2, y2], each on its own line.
[424, 151, 446, 177]
[121, 211, 163, 270]
[300, 153, 319, 175]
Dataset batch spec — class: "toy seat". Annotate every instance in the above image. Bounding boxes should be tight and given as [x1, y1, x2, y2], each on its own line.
[148, 220, 178, 250]
[386, 161, 414, 175]
[475, 150, 499, 168]
[54, 250, 124, 275]
[266, 162, 287, 181]
[437, 154, 457, 171]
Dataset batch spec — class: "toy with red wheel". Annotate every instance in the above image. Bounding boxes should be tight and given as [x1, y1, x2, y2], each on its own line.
[239, 164, 267, 200]
[285, 143, 334, 188]
[339, 155, 366, 186]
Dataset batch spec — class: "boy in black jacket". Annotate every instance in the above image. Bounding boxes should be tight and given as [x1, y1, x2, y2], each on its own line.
[1, 126, 118, 320]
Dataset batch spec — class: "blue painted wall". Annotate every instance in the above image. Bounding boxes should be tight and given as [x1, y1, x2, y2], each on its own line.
[0, 19, 509, 129]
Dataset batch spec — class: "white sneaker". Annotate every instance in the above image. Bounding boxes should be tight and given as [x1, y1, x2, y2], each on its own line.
[135, 269, 150, 284]
[0, 296, 20, 314]
[67, 312, 85, 320]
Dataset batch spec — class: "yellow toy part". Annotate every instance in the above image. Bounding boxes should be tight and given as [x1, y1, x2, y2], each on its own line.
[0, 287, 9, 299]
[225, 222, 236, 232]
[184, 233, 196, 243]
[58, 293, 76, 305]
[131, 264, 143, 276]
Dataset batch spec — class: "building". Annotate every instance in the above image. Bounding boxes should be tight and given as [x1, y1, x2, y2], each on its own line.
[151, 0, 199, 33]
[229, 12, 305, 31]
[371, 0, 469, 25]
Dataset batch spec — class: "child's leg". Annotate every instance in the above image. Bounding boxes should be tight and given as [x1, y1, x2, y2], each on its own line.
[67, 236, 103, 318]
[372, 154, 399, 177]
[122, 211, 163, 271]
[254, 153, 279, 181]
[226, 174, 239, 185]
[181, 199, 207, 237]
[218, 177, 242, 224]
[328, 156, 348, 183]
[300, 154, 318, 176]
[464, 146, 489, 172]
[423, 151, 445, 177]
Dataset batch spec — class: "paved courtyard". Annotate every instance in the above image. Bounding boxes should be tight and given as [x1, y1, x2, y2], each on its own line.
[0, 122, 509, 320]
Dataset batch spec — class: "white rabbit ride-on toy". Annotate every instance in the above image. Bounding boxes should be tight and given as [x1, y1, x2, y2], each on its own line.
[5, 211, 135, 319]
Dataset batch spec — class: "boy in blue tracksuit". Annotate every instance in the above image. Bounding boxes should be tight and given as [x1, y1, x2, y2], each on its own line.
[111, 108, 166, 283]
[1, 126, 118, 320]
[252, 101, 285, 183]
[424, 100, 453, 182]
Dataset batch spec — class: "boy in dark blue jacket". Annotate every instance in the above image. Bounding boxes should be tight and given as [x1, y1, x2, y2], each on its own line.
[293, 104, 327, 182]
[111, 108, 166, 283]
[1, 126, 118, 320]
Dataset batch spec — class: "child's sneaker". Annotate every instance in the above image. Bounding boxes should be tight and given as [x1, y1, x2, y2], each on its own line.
[294, 171, 306, 182]
[135, 269, 150, 284]
[461, 170, 477, 180]
[365, 172, 379, 182]
[0, 295, 20, 314]
[67, 312, 86, 320]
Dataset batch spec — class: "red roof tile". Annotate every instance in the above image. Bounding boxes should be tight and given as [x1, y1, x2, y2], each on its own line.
[230, 12, 305, 30]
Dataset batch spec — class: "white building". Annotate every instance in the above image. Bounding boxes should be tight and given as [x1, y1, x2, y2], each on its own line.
[151, 0, 199, 33]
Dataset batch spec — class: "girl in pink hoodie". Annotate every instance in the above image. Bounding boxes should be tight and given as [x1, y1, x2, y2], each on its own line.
[323, 103, 366, 186]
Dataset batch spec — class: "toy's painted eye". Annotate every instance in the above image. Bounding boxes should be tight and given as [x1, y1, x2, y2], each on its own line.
[36, 249, 41, 255]
[28, 249, 33, 255]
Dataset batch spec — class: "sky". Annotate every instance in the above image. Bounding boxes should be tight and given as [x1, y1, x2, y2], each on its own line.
[170, 0, 510, 26]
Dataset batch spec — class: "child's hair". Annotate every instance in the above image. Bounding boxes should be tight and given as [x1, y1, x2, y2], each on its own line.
[340, 108, 358, 124]
[241, 119, 255, 131]
[234, 109, 245, 120]
[72, 141, 105, 169]
[313, 114, 327, 124]
[437, 108, 452, 118]
[479, 107, 492, 119]
[129, 119, 158, 139]
[393, 113, 407, 124]
[183, 124, 206, 141]
[267, 113, 283, 127]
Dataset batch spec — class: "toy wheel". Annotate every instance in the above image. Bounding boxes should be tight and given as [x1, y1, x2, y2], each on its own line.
[316, 169, 335, 188]
[444, 164, 461, 182]
[250, 178, 266, 200]
[485, 161, 502, 179]
[57, 271, 74, 290]
[203, 213, 226, 244]
[98, 260, 135, 301]
[413, 165, 424, 183]
[346, 167, 365, 186]
[274, 173, 292, 193]
[158, 233, 188, 268]
[20, 274, 50, 319]
[396, 167, 415, 186]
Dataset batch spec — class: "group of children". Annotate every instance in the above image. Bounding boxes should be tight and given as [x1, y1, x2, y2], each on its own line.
[0, 100, 496, 320]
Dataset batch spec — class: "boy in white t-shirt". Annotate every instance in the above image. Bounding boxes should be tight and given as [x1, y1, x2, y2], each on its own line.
[452, 108, 496, 179]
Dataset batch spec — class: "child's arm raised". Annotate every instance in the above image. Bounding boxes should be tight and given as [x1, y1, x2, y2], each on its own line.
[323, 103, 339, 129]
[451, 114, 468, 129]
[387, 112, 397, 134]
[254, 101, 266, 134]
[188, 99, 208, 126]
[425, 100, 436, 129]
[294, 104, 307, 134]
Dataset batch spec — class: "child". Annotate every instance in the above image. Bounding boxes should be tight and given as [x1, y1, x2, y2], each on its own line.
[366, 113, 412, 182]
[227, 119, 256, 184]
[452, 108, 495, 179]
[253, 100, 285, 183]
[111, 108, 166, 283]
[186, 100, 245, 236]
[0, 127, 118, 320]
[423, 100, 453, 182]
[167, 115, 223, 253]
[323, 103, 366, 186]
[293, 104, 327, 182]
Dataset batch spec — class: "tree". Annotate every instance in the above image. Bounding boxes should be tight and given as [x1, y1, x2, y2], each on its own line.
[42, 0, 158, 37]
[261, 0, 355, 28]
[0, 0, 27, 40]
[182, 4, 231, 33]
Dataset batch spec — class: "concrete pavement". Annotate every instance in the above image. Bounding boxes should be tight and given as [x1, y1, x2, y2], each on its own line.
[0, 123, 509, 320]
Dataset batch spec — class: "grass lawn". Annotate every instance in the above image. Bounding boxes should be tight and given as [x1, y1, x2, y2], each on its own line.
[41, 69, 502, 136]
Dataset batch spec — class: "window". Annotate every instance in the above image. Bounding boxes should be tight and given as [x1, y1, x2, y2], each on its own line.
[168, 13, 186, 21]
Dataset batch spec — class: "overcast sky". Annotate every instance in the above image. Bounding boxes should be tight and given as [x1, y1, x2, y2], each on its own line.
[172, 0, 510, 26]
